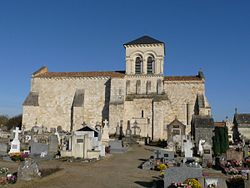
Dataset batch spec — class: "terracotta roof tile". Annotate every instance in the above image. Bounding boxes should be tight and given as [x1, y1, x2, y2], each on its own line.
[34, 71, 125, 78]
[164, 76, 202, 81]
[214, 122, 226, 127]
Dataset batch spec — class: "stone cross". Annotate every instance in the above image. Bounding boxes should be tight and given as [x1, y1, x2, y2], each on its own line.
[103, 119, 109, 127]
[155, 150, 161, 159]
[132, 121, 140, 135]
[9, 127, 21, 154]
[13, 127, 21, 140]
[101, 119, 110, 143]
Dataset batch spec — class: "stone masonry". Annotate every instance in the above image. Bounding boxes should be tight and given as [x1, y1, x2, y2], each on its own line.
[23, 36, 211, 140]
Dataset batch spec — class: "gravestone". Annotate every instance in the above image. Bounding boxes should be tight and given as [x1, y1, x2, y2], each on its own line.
[9, 127, 21, 154]
[115, 123, 120, 137]
[183, 138, 193, 158]
[202, 142, 213, 167]
[164, 166, 203, 188]
[101, 119, 110, 143]
[30, 142, 48, 156]
[125, 121, 132, 136]
[154, 149, 175, 161]
[48, 135, 58, 155]
[198, 139, 206, 156]
[0, 143, 8, 155]
[109, 140, 127, 153]
[142, 160, 154, 170]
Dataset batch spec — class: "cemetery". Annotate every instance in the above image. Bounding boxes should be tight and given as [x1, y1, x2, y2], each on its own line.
[0, 116, 250, 187]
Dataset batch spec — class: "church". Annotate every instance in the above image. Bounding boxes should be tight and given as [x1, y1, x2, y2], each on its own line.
[22, 36, 211, 141]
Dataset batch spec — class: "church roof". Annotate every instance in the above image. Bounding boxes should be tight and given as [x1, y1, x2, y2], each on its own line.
[124, 35, 164, 46]
[164, 76, 203, 81]
[23, 92, 39, 106]
[234, 113, 250, 125]
[214, 122, 226, 127]
[192, 115, 214, 128]
[34, 71, 125, 78]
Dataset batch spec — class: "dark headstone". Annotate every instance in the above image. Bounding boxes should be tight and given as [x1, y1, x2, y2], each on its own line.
[0, 143, 8, 155]
[30, 142, 48, 155]
[48, 135, 58, 154]
[109, 140, 127, 153]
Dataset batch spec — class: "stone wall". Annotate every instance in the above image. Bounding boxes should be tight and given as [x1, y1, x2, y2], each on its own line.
[23, 77, 110, 131]
[164, 80, 205, 127]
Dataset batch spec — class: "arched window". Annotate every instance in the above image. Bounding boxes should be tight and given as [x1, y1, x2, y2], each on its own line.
[135, 56, 142, 74]
[147, 56, 154, 74]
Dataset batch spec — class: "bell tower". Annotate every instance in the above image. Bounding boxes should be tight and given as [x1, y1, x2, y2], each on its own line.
[123, 35, 165, 75]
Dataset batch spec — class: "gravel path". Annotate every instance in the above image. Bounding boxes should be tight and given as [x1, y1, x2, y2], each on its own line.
[2, 145, 159, 188]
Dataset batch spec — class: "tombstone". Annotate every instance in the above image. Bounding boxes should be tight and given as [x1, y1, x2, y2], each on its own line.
[154, 149, 175, 161]
[48, 135, 59, 155]
[0, 143, 8, 156]
[183, 138, 193, 158]
[115, 123, 120, 137]
[30, 142, 48, 156]
[125, 120, 132, 136]
[202, 142, 213, 167]
[167, 141, 175, 151]
[9, 127, 21, 154]
[109, 140, 127, 153]
[142, 160, 154, 170]
[198, 139, 206, 156]
[132, 121, 141, 136]
[164, 166, 203, 188]
[101, 119, 110, 143]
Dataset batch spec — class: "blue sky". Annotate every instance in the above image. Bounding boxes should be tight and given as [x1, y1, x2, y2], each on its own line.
[0, 0, 249, 121]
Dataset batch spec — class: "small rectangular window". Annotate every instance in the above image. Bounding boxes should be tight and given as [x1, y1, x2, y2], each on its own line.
[77, 139, 84, 143]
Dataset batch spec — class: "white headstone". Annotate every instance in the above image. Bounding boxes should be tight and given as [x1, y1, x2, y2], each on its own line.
[198, 139, 206, 156]
[101, 119, 110, 142]
[9, 127, 21, 154]
[183, 138, 193, 158]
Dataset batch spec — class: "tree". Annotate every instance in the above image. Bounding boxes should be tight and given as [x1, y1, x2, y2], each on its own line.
[5, 114, 22, 130]
[213, 126, 229, 156]
[0, 115, 9, 127]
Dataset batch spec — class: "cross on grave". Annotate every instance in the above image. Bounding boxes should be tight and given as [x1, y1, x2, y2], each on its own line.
[13, 127, 21, 140]
[155, 150, 161, 159]
[9, 127, 22, 154]
[103, 119, 109, 128]
[132, 121, 140, 135]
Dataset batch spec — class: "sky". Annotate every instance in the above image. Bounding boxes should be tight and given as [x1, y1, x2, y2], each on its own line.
[0, 0, 249, 121]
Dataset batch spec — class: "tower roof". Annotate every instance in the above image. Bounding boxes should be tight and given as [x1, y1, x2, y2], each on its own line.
[124, 35, 164, 46]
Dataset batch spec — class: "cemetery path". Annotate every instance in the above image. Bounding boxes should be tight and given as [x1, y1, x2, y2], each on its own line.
[3, 145, 159, 188]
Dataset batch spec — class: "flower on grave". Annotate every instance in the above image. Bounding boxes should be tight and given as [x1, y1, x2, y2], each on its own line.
[10, 152, 29, 161]
[156, 163, 167, 171]
[6, 173, 17, 184]
[21, 152, 29, 159]
[183, 178, 202, 188]
[0, 167, 9, 175]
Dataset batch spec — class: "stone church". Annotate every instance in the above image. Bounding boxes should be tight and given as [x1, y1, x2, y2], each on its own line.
[22, 36, 211, 141]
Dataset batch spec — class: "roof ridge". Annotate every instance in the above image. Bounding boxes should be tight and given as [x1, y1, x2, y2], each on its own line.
[124, 35, 164, 46]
